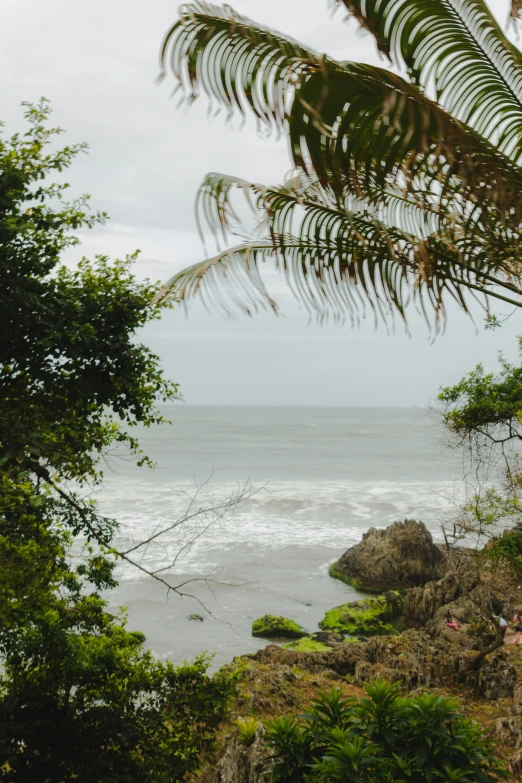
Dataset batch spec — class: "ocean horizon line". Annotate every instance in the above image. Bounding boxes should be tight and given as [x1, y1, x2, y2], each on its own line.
[158, 403, 430, 410]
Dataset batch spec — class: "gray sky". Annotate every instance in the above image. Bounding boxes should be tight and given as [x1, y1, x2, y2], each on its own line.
[1, 0, 519, 406]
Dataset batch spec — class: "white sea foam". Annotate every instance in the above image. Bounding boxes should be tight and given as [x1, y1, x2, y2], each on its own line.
[95, 478, 465, 580]
[87, 407, 473, 664]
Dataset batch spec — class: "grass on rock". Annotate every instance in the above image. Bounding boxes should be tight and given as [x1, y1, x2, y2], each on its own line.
[252, 615, 306, 639]
[281, 638, 330, 653]
[319, 593, 403, 637]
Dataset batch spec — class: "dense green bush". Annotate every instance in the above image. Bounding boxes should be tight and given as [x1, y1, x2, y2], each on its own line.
[266, 681, 506, 782]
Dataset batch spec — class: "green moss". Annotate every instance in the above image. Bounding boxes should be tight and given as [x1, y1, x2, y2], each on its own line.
[252, 615, 306, 639]
[328, 564, 381, 593]
[319, 592, 403, 637]
[281, 638, 330, 653]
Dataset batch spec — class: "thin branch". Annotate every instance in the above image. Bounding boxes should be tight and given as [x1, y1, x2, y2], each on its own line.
[30, 460, 262, 621]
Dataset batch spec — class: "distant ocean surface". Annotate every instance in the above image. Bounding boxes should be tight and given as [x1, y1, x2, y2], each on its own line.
[94, 407, 464, 668]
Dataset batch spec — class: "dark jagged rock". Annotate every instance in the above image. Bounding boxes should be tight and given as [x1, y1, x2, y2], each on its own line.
[310, 631, 345, 646]
[493, 716, 522, 749]
[513, 684, 522, 715]
[402, 572, 467, 628]
[330, 520, 444, 592]
[250, 642, 367, 677]
[211, 724, 271, 783]
[510, 750, 522, 776]
[402, 566, 502, 648]
[359, 630, 471, 690]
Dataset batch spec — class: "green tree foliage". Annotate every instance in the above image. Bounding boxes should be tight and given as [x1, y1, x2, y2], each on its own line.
[0, 102, 174, 482]
[0, 102, 234, 782]
[158, 0, 522, 328]
[266, 681, 506, 782]
[438, 340, 522, 572]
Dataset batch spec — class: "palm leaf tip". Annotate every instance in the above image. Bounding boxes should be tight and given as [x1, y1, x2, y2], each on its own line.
[159, 1, 321, 130]
[163, 243, 279, 317]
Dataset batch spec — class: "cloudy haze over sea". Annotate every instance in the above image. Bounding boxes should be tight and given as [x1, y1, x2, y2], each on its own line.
[1, 0, 520, 409]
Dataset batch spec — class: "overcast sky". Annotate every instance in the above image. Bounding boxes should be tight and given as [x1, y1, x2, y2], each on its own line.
[1, 0, 519, 406]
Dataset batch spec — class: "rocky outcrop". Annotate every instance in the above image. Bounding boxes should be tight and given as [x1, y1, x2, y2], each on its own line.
[319, 592, 403, 637]
[359, 630, 472, 690]
[211, 725, 270, 783]
[513, 684, 522, 715]
[402, 567, 502, 648]
[250, 629, 516, 700]
[402, 572, 468, 628]
[331, 520, 444, 592]
[493, 717, 522, 777]
[251, 615, 306, 639]
[310, 631, 346, 646]
[479, 653, 516, 700]
[250, 642, 367, 677]
[493, 716, 522, 748]
[510, 749, 522, 777]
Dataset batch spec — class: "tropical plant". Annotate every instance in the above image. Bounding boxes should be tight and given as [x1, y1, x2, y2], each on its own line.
[265, 681, 506, 782]
[236, 716, 261, 746]
[159, 0, 522, 329]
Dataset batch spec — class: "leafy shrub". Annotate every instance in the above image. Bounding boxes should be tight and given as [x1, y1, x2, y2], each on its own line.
[485, 530, 522, 577]
[266, 681, 506, 782]
[236, 717, 261, 747]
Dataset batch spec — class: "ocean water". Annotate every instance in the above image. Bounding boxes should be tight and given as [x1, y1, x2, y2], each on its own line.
[94, 406, 463, 668]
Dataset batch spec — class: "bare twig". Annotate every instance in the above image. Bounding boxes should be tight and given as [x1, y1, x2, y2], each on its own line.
[30, 460, 263, 620]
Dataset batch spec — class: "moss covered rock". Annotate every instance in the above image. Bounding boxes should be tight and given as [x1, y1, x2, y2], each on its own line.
[319, 592, 403, 637]
[282, 638, 330, 652]
[252, 615, 306, 639]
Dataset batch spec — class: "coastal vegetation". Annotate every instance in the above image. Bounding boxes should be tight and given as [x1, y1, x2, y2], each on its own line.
[439, 339, 522, 575]
[5, 0, 522, 780]
[0, 102, 235, 782]
[266, 682, 506, 781]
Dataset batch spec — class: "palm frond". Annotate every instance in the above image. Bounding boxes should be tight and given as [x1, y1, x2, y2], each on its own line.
[165, 172, 522, 327]
[160, 2, 522, 327]
[160, 1, 323, 132]
[162, 240, 278, 317]
[290, 64, 522, 223]
[337, 0, 522, 160]
[161, 5, 522, 224]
